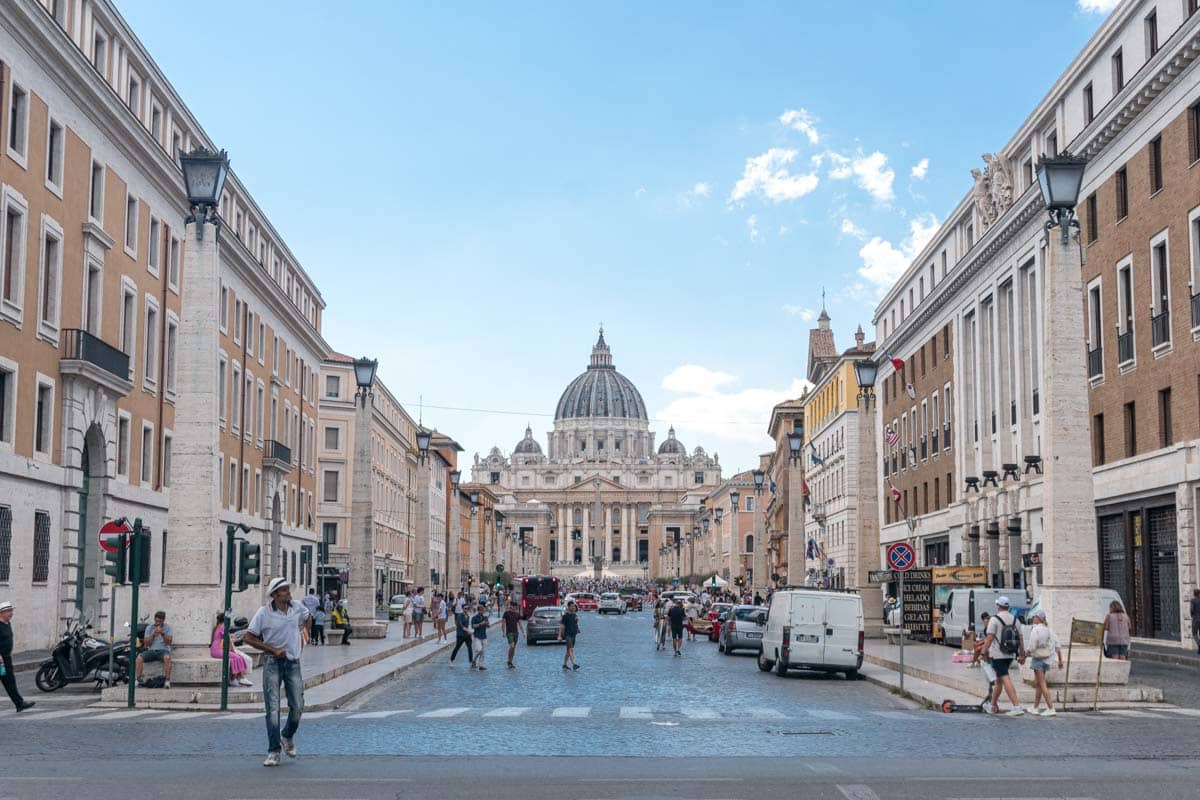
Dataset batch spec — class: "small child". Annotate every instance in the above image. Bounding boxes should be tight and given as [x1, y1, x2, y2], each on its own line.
[312, 607, 327, 645]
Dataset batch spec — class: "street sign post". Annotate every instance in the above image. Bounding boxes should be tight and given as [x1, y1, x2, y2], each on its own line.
[885, 542, 917, 692]
[99, 518, 132, 689]
[867, 569, 893, 584]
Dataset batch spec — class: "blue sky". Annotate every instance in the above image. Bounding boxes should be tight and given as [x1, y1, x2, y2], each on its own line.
[121, 0, 1112, 472]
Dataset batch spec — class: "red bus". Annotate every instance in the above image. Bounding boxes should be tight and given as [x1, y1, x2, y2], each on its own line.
[516, 575, 560, 618]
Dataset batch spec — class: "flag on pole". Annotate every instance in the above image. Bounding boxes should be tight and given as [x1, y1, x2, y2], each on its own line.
[801, 477, 812, 508]
[885, 425, 899, 447]
[888, 481, 902, 505]
[809, 440, 823, 466]
[905, 383, 916, 400]
[885, 351, 905, 372]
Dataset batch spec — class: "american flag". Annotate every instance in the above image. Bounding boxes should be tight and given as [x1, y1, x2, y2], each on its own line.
[885, 425, 899, 447]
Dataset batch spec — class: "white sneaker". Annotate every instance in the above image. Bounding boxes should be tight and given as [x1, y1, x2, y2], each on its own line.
[282, 736, 297, 757]
[1006, 707, 1026, 717]
[163, 680, 171, 689]
[238, 678, 253, 687]
[1040, 707, 1057, 717]
[263, 751, 280, 767]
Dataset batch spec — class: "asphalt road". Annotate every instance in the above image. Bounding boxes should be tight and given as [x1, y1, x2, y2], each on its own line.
[1, 608, 1197, 799]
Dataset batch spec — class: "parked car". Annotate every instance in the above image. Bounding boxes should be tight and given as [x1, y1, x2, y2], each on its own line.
[387, 595, 408, 620]
[705, 603, 734, 641]
[617, 588, 644, 611]
[758, 589, 863, 679]
[564, 592, 600, 612]
[719, 605, 768, 654]
[598, 592, 627, 615]
[526, 606, 566, 646]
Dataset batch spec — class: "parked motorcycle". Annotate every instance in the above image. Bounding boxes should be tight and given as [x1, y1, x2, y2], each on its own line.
[36, 618, 130, 692]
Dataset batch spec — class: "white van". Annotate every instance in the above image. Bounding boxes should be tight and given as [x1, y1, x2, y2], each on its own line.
[757, 590, 863, 678]
[940, 588, 1008, 647]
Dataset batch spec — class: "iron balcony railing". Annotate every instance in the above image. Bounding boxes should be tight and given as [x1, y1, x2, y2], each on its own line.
[1151, 309, 1170, 347]
[943, 422, 952, 449]
[1192, 291, 1200, 329]
[1117, 328, 1134, 364]
[264, 439, 292, 469]
[1087, 345, 1103, 378]
[61, 328, 129, 384]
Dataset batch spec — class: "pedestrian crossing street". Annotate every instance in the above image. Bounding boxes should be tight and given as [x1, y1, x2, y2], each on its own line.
[3, 705, 1200, 724]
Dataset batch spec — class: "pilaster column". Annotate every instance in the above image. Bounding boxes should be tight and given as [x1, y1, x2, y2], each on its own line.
[414, 460, 431, 594]
[855, 402, 883, 632]
[349, 398, 375, 606]
[582, 506, 590, 560]
[786, 464, 806, 587]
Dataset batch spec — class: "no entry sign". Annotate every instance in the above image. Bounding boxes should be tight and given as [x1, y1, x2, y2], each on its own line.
[99, 519, 132, 553]
[886, 542, 916, 572]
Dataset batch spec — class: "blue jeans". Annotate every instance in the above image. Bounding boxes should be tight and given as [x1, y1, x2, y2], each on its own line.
[262, 656, 303, 753]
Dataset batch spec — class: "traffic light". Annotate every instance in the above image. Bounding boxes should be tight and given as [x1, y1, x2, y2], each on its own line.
[103, 535, 127, 584]
[131, 531, 151, 585]
[237, 541, 261, 591]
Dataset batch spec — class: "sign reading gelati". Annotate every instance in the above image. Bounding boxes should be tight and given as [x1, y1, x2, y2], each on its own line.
[1070, 618, 1105, 646]
[932, 565, 988, 585]
[900, 568, 934, 640]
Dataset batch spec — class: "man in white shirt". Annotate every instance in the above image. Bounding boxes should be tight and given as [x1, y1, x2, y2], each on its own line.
[975, 596, 1026, 716]
[245, 577, 312, 766]
[411, 588, 427, 637]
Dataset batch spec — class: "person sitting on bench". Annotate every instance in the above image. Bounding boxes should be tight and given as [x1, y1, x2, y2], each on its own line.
[137, 611, 173, 688]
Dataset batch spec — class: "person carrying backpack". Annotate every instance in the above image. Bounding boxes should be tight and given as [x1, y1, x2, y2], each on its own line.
[975, 596, 1026, 716]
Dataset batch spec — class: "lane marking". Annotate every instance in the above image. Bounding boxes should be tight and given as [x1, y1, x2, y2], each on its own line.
[618, 706, 653, 719]
[1160, 707, 1200, 717]
[12, 708, 98, 721]
[302, 711, 348, 719]
[346, 710, 408, 719]
[1098, 709, 1158, 717]
[418, 707, 471, 718]
[85, 709, 164, 721]
[679, 707, 722, 719]
[837, 786, 882, 800]
[483, 707, 531, 717]
[746, 707, 785, 718]
[551, 706, 590, 717]
[805, 762, 845, 775]
[807, 709, 855, 720]
[153, 711, 212, 721]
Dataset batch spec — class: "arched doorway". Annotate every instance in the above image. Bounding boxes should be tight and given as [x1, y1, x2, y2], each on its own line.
[76, 423, 109, 623]
[573, 547, 582, 564]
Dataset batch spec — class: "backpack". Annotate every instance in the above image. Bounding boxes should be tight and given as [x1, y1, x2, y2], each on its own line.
[142, 675, 167, 689]
[998, 614, 1021, 656]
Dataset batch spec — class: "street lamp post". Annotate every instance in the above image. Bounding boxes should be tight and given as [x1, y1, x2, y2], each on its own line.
[785, 420, 807, 589]
[349, 357, 386, 637]
[752, 469, 765, 597]
[414, 428, 433, 597]
[448, 470, 461, 596]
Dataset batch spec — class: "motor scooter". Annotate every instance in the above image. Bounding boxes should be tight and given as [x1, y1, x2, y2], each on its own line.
[35, 618, 129, 692]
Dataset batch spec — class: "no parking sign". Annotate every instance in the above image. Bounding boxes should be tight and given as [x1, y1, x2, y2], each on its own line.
[885, 542, 916, 572]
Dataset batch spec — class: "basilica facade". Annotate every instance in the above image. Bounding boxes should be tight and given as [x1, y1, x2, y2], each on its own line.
[470, 331, 722, 580]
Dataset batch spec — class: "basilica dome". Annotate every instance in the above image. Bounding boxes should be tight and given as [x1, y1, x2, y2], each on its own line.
[554, 331, 648, 421]
[657, 427, 687, 455]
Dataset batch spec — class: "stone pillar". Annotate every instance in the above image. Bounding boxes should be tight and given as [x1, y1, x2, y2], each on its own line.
[349, 397, 385, 635]
[752, 495, 766, 595]
[623, 505, 631, 563]
[582, 506, 590, 561]
[786, 465, 806, 588]
[1038, 222, 1111, 649]
[414, 459, 431, 596]
[161, 218, 224, 648]
[447, 489, 460, 592]
[855, 399, 883, 634]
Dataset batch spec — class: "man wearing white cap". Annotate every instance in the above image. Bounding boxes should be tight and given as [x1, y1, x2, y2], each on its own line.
[975, 595, 1026, 716]
[244, 577, 311, 766]
[1, 601, 35, 712]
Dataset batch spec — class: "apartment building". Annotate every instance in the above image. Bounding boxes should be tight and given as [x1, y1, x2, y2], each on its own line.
[0, 0, 327, 648]
[764, 398, 805, 588]
[872, 0, 1200, 644]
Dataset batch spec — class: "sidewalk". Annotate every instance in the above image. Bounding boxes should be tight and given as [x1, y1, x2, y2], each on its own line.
[1127, 639, 1200, 667]
[861, 640, 1168, 711]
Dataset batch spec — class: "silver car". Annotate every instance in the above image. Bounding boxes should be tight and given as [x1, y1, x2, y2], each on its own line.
[719, 604, 767, 654]
[526, 606, 566, 646]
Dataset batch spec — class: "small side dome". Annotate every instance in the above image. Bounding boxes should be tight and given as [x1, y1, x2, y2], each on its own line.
[657, 426, 687, 455]
[513, 424, 543, 455]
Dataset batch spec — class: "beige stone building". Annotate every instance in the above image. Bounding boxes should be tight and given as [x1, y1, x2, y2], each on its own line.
[0, 0, 327, 648]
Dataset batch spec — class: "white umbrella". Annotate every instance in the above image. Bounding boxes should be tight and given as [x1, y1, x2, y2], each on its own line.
[706, 574, 729, 588]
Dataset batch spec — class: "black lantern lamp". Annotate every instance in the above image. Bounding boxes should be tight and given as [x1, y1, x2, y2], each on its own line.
[787, 427, 804, 464]
[179, 146, 230, 239]
[701, 518, 710, 536]
[448, 469, 461, 490]
[484, 507, 493, 522]
[853, 358, 878, 406]
[352, 357, 378, 407]
[715, 507, 724, 523]
[752, 469, 765, 494]
[469, 491, 480, 517]
[730, 489, 740, 512]
[1036, 153, 1088, 242]
[415, 429, 433, 462]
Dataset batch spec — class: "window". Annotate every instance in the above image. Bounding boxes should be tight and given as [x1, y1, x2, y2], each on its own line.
[7, 81, 28, 162]
[1158, 387, 1172, 448]
[124, 194, 138, 254]
[231, 363, 242, 434]
[140, 423, 154, 484]
[119, 279, 136, 366]
[45, 117, 64, 192]
[324, 426, 339, 450]
[0, 505, 10, 581]
[1087, 278, 1103, 378]
[1112, 48, 1124, 93]
[234, 299, 243, 343]
[1085, 193, 1098, 243]
[1150, 231, 1171, 347]
[89, 161, 105, 222]
[38, 219, 63, 334]
[324, 373, 343, 399]
[0, 363, 13, 446]
[1047, 130, 1058, 157]
[1145, 9, 1159, 58]
[127, 74, 140, 118]
[167, 235, 179, 291]
[323, 470, 339, 502]
[1124, 401, 1137, 458]
[1115, 167, 1128, 220]
[1149, 136, 1163, 193]
[218, 355, 228, 425]
[147, 217, 160, 275]
[117, 414, 130, 477]
[2, 191, 27, 317]
[162, 433, 172, 487]
[229, 460, 238, 509]
[83, 258, 102, 335]
[1093, 413, 1105, 466]
[1117, 258, 1134, 364]
[1083, 83, 1094, 125]
[143, 298, 158, 386]
[1189, 205, 1200, 303]
[92, 30, 108, 76]
[694, 471, 704, 485]
[219, 284, 228, 331]
[34, 380, 52, 455]
[1190, 102, 1200, 164]
[165, 316, 178, 394]
[744, 496, 754, 512]
[32, 511, 50, 583]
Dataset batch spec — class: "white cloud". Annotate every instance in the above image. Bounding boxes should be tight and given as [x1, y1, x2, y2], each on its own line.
[840, 218, 867, 240]
[746, 214, 760, 241]
[1077, 0, 1119, 12]
[691, 181, 711, 198]
[658, 367, 812, 446]
[677, 181, 712, 208]
[782, 304, 815, 321]
[634, 186, 647, 198]
[910, 158, 929, 180]
[778, 224, 791, 237]
[729, 148, 820, 204]
[779, 108, 820, 144]
[856, 213, 940, 291]
[827, 150, 895, 202]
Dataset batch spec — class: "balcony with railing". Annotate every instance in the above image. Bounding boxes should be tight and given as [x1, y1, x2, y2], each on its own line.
[1192, 290, 1200, 329]
[1087, 345, 1103, 379]
[60, 329, 132, 395]
[919, 435, 927, 460]
[1117, 326, 1134, 364]
[1151, 309, 1171, 348]
[943, 422, 952, 450]
[263, 440, 293, 473]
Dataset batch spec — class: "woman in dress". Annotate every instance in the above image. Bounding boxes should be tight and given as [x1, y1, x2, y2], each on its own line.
[210, 612, 252, 686]
[401, 591, 414, 639]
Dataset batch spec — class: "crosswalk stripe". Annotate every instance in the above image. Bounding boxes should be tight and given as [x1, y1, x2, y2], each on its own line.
[618, 706, 652, 719]
[1160, 707, 1200, 717]
[679, 707, 721, 719]
[419, 707, 471, 718]
[347, 710, 409, 719]
[482, 707, 531, 717]
[303, 711, 347, 719]
[86, 709, 164, 721]
[747, 707, 785, 718]
[12, 708, 97, 721]
[551, 706, 590, 717]
[807, 709, 855, 720]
